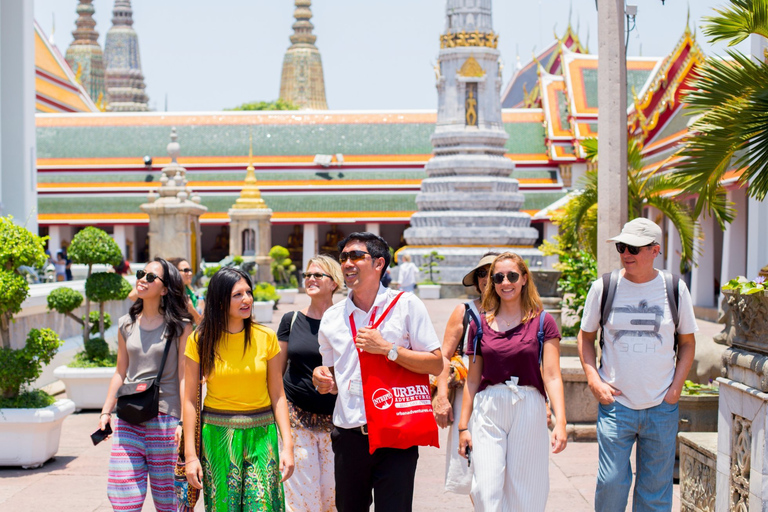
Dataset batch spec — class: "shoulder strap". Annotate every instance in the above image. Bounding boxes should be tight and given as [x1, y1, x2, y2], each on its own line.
[464, 300, 483, 359]
[599, 269, 620, 351]
[537, 311, 547, 365]
[661, 270, 680, 329]
[290, 311, 299, 332]
[155, 327, 174, 382]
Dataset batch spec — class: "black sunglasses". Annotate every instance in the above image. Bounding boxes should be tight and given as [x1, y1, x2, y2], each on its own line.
[178, 268, 193, 274]
[339, 250, 371, 263]
[136, 269, 165, 284]
[615, 242, 655, 255]
[492, 271, 521, 285]
[475, 268, 489, 279]
[303, 272, 331, 280]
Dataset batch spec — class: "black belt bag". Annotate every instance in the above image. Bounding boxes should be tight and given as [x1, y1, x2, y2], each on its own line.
[116, 329, 173, 425]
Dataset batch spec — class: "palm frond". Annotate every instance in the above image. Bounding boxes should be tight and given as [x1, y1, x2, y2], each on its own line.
[704, 0, 768, 45]
[581, 138, 599, 162]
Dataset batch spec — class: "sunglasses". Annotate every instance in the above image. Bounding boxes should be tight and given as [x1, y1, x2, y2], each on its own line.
[615, 242, 654, 255]
[178, 268, 193, 274]
[136, 269, 165, 284]
[475, 268, 489, 279]
[339, 250, 371, 263]
[492, 271, 521, 285]
[303, 272, 331, 280]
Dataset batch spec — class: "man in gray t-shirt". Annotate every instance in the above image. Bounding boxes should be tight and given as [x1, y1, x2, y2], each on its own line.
[578, 218, 697, 512]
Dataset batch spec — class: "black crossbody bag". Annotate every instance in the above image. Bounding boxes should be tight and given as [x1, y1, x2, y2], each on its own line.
[116, 329, 173, 425]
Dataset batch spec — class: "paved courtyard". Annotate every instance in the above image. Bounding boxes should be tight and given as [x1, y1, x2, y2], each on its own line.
[0, 293, 708, 511]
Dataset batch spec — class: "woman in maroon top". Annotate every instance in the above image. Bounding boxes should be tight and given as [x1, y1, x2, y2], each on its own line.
[457, 252, 567, 511]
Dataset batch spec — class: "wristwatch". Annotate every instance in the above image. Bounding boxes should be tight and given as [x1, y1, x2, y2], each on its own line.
[387, 344, 399, 361]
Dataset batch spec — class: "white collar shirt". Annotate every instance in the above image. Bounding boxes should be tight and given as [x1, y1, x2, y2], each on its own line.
[318, 284, 440, 428]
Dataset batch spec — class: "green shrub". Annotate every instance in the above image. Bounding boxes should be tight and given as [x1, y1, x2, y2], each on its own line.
[253, 282, 280, 303]
[85, 272, 132, 303]
[418, 251, 444, 285]
[0, 271, 29, 318]
[0, 389, 56, 409]
[68, 337, 117, 368]
[233, 255, 244, 265]
[84, 337, 110, 360]
[204, 265, 221, 278]
[0, 328, 62, 399]
[69, 227, 122, 267]
[0, 216, 48, 270]
[83, 312, 111, 336]
[47, 287, 84, 314]
[269, 246, 298, 288]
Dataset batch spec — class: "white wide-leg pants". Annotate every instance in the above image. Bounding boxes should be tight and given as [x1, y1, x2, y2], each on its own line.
[469, 382, 550, 512]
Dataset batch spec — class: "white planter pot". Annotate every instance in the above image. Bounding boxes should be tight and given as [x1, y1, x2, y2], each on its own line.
[418, 284, 441, 300]
[276, 288, 298, 304]
[53, 365, 115, 411]
[252, 300, 275, 323]
[0, 399, 76, 468]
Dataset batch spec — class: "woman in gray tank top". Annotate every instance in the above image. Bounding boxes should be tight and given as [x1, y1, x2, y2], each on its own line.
[96, 257, 193, 512]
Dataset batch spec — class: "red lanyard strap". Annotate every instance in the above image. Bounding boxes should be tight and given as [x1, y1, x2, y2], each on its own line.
[349, 292, 405, 338]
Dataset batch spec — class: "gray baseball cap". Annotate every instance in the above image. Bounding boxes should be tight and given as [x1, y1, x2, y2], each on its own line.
[607, 217, 662, 247]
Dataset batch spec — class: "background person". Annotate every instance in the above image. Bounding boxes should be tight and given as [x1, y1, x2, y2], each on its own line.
[276, 254, 343, 512]
[312, 232, 443, 512]
[168, 257, 203, 325]
[433, 252, 497, 495]
[397, 253, 418, 292]
[458, 252, 567, 512]
[577, 218, 697, 511]
[183, 266, 294, 511]
[98, 258, 193, 512]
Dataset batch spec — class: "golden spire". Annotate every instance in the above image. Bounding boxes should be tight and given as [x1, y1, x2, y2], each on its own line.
[233, 131, 268, 210]
[279, 0, 328, 109]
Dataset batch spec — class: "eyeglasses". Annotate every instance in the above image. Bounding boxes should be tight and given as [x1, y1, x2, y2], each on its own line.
[339, 250, 370, 263]
[303, 272, 331, 280]
[615, 242, 655, 255]
[136, 269, 165, 284]
[178, 268, 193, 274]
[475, 268, 489, 279]
[492, 271, 521, 285]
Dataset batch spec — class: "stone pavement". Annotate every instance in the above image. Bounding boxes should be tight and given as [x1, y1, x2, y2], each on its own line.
[0, 292, 715, 511]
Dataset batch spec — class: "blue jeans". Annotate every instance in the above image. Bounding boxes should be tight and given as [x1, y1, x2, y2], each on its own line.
[595, 400, 678, 512]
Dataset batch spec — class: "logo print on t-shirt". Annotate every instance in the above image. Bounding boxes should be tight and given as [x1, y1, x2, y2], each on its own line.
[608, 300, 664, 344]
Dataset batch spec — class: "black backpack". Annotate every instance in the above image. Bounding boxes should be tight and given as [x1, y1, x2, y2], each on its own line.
[598, 269, 680, 350]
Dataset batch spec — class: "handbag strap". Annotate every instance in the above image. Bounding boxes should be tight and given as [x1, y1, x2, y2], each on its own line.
[194, 363, 202, 456]
[154, 325, 174, 383]
[537, 311, 548, 365]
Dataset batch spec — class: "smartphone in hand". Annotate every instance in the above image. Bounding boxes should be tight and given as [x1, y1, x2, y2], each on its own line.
[466, 445, 472, 467]
[91, 423, 113, 446]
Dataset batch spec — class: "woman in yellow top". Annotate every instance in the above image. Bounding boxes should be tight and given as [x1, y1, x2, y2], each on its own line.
[183, 267, 294, 511]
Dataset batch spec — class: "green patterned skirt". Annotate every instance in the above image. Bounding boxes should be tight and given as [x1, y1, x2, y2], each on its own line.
[201, 407, 285, 512]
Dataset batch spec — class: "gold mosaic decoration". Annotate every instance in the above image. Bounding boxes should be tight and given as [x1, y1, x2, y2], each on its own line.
[459, 56, 485, 78]
[440, 30, 498, 49]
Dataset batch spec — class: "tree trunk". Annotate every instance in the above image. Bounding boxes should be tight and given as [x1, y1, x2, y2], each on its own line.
[0, 312, 11, 349]
[83, 264, 93, 343]
[99, 302, 105, 339]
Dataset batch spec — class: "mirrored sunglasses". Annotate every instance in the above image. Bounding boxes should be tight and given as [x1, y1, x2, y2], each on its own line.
[475, 268, 489, 279]
[303, 272, 331, 280]
[339, 250, 370, 263]
[492, 271, 520, 285]
[178, 268, 193, 274]
[136, 269, 165, 284]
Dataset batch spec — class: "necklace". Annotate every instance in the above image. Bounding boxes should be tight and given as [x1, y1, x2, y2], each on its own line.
[495, 313, 521, 329]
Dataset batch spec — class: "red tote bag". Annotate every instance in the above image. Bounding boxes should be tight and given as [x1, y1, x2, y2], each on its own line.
[350, 292, 439, 454]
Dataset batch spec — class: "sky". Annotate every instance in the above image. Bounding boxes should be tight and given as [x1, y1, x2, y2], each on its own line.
[34, 0, 750, 112]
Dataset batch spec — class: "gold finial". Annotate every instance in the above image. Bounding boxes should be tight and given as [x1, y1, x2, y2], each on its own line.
[233, 129, 268, 210]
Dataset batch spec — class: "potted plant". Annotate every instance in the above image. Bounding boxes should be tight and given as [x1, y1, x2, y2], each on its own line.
[252, 282, 280, 323]
[0, 216, 74, 468]
[417, 250, 444, 300]
[269, 245, 298, 304]
[46, 228, 131, 411]
[52, 316, 117, 411]
[720, 275, 768, 354]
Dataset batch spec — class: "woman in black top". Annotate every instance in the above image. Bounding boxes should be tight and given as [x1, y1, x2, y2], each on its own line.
[276, 254, 343, 512]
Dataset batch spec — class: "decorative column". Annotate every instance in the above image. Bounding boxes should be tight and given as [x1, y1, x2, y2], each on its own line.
[401, 0, 540, 282]
[302, 223, 318, 273]
[228, 135, 273, 283]
[596, 0, 628, 276]
[140, 128, 207, 269]
[691, 215, 716, 308]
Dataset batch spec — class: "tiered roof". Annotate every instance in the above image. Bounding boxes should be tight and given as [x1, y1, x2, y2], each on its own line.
[35, 110, 563, 226]
[34, 22, 99, 113]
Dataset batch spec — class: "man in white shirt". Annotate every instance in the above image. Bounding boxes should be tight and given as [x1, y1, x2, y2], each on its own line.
[312, 232, 442, 512]
[578, 218, 697, 512]
[397, 253, 419, 292]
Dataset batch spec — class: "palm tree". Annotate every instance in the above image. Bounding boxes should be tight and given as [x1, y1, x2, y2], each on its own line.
[554, 138, 698, 273]
[673, 0, 768, 229]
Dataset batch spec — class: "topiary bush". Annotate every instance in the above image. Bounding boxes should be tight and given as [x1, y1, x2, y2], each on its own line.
[69, 227, 123, 268]
[67, 336, 117, 369]
[254, 282, 281, 303]
[0, 328, 62, 405]
[85, 311, 111, 336]
[85, 272, 132, 304]
[269, 245, 298, 289]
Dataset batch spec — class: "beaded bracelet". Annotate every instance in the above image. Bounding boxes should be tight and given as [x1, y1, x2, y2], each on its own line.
[100, 413, 111, 418]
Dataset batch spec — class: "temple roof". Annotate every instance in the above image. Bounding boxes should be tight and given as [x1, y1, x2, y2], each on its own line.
[35, 109, 564, 226]
[501, 24, 588, 109]
[34, 21, 99, 113]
